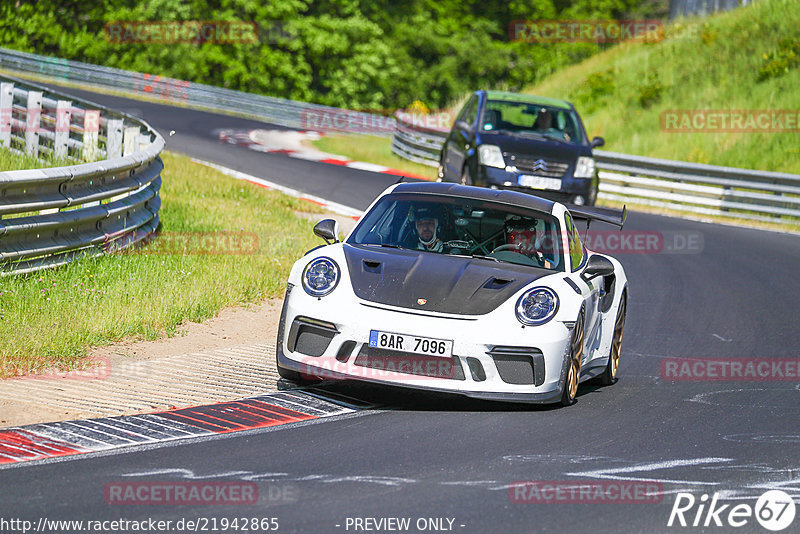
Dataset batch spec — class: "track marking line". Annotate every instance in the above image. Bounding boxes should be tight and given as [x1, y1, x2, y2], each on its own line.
[191, 158, 363, 219]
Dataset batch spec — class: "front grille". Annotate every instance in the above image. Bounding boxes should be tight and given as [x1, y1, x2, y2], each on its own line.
[509, 155, 570, 178]
[488, 346, 545, 386]
[354, 346, 465, 380]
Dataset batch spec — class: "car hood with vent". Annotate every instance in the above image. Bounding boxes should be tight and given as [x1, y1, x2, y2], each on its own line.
[343, 244, 554, 316]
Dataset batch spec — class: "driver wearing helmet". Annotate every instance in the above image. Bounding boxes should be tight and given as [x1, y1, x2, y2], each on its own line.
[413, 206, 444, 253]
[506, 217, 554, 269]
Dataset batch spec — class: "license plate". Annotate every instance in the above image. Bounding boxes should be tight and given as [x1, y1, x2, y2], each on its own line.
[369, 330, 453, 357]
[518, 175, 562, 190]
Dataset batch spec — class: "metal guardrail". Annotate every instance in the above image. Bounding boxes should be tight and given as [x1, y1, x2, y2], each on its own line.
[391, 112, 800, 224]
[0, 47, 395, 136]
[3, 47, 796, 225]
[0, 74, 163, 275]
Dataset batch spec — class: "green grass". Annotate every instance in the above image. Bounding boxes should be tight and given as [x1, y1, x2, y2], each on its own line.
[312, 134, 438, 180]
[527, 0, 800, 173]
[0, 151, 323, 377]
[309, 0, 800, 229]
[0, 146, 72, 170]
[314, 0, 800, 176]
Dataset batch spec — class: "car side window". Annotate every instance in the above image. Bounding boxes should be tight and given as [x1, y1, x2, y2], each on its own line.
[565, 214, 585, 271]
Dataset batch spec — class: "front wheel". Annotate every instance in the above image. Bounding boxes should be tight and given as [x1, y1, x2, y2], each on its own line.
[599, 295, 626, 386]
[560, 309, 585, 406]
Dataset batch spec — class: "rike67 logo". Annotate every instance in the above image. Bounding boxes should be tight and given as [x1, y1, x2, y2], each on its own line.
[668, 490, 796, 531]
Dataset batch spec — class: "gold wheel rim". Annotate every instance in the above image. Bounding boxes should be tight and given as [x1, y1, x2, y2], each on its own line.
[610, 299, 626, 378]
[568, 314, 584, 400]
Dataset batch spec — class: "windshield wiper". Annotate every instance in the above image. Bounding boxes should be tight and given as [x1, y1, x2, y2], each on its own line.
[515, 131, 570, 143]
[361, 243, 403, 249]
[540, 133, 570, 144]
[469, 254, 501, 263]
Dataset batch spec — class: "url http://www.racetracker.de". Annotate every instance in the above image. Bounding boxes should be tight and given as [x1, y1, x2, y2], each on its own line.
[0, 517, 281, 533]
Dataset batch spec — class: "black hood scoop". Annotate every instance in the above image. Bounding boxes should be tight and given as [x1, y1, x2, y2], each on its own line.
[344, 244, 552, 316]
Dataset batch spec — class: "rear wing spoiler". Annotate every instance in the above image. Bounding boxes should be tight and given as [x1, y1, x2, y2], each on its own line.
[566, 204, 627, 229]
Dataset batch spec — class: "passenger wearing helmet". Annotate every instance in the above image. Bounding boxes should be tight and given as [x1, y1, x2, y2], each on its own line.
[413, 206, 444, 253]
[506, 217, 554, 269]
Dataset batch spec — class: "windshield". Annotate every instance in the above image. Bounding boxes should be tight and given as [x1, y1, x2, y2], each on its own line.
[348, 193, 564, 271]
[480, 100, 583, 144]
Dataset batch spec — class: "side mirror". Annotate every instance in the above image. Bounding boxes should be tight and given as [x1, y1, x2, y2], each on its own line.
[313, 219, 339, 245]
[455, 120, 472, 132]
[591, 136, 605, 148]
[582, 254, 614, 281]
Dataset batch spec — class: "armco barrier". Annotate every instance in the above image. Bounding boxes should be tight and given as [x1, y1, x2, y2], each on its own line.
[391, 112, 800, 225]
[0, 46, 394, 136]
[3, 47, 796, 225]
[0, 74, 163, 275]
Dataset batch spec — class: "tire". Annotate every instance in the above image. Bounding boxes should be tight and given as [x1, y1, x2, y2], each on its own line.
[460, 165, 473, 186]
[599, 294, 626, 386]
[560, 309, 585, 406]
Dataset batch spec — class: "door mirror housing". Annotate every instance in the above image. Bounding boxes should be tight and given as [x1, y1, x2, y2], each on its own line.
[591, 136, 605, 148]
[455, 120, 472, 132]
[313, 219, 340, 245]
[582, 254, 614, 281]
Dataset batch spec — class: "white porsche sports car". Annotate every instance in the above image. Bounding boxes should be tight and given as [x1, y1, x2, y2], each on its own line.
[276, 182, 627, 406]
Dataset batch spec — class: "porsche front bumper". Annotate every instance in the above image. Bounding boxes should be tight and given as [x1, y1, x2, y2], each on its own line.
[276, 284, 574, 404]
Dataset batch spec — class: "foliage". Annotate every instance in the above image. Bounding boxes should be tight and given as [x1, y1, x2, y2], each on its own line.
[0, 0, 667, 111]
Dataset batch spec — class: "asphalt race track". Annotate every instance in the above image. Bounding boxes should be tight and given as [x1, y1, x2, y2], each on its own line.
[2, 84, 800, 533]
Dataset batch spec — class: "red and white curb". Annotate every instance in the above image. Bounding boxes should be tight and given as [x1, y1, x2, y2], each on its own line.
[191, 158, 364, 220]
[217, 128, 430, 180]
[0, 391, 354, 466]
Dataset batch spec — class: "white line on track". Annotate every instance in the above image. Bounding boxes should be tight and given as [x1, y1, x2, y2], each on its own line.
[191, 158, 364, 219]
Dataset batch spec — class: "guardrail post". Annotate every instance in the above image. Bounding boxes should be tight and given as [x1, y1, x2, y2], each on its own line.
[82, 109, 100, 161]
[0, 82, 11, 149]
[106, 119, 123, 159]
[123, 126, 139, 156]
[25, 90, 42, 156]
[54, 100, 71, 159]
[136, 133, 151, 152]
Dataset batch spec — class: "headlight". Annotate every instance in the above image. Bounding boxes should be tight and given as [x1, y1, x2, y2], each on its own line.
[574, 156, 596, 178]
[478, 145, 505, 169]
[302, 257, 339, 297]
[516, 287, 559, 326]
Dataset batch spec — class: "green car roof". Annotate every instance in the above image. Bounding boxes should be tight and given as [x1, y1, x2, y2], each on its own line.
[483, 90, 572, 110]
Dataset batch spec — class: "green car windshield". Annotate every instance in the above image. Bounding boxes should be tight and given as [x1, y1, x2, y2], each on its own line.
[480, 100, 583, 144]
[348, 193, 564, 271]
